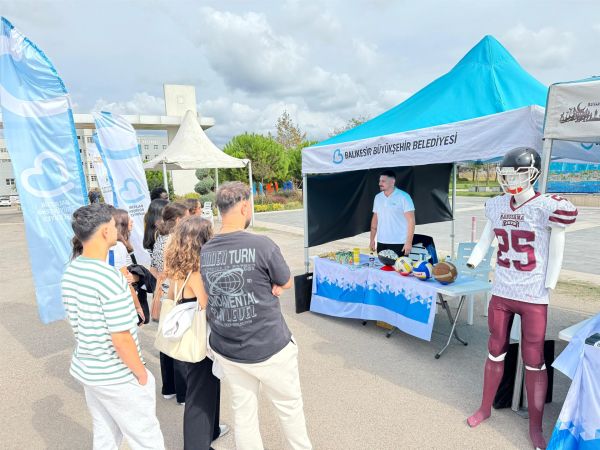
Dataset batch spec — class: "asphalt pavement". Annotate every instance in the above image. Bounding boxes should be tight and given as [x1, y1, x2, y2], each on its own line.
[0, 204, 598, 449]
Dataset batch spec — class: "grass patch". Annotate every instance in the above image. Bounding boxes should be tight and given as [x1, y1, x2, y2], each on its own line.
[556, 280, 600, 303]
[251, 226, 270, 232]
[456, 191, 498, 197]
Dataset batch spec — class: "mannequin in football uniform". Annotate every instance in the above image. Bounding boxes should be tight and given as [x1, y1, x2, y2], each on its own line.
[466, 148, 578, 450]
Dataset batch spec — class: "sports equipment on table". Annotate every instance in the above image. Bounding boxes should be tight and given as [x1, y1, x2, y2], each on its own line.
[485, 193, 577, 304]
[394, 257, 413, 276]
[412, 260, 433, 280]
[496, 147, 542, 195]
[432, 261, 458, 284]
[378, 249, 398, 266]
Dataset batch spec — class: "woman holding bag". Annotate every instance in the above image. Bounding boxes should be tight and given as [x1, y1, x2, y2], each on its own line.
[163, 216, 228, 449]
[151, 202, 189, 404]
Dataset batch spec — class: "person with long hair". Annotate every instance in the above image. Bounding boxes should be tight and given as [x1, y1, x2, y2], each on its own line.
[143, 198, 169, 255]
[164, 216, 229, 449]
[151, 202, 189, 404]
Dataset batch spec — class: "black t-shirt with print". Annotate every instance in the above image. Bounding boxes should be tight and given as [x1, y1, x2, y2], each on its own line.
[200, 231, 292, 363]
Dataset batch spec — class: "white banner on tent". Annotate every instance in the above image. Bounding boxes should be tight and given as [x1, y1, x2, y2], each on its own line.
[86, 143, 113, 201]
[544, 78, 600, 142]
[303, 106, 543, 175]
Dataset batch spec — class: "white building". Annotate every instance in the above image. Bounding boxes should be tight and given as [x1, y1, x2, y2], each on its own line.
[0, 84, 214, 198]
[0, 132, 170, 196]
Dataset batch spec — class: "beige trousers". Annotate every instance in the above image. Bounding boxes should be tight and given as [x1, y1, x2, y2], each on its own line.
[213, 341, 312, 450]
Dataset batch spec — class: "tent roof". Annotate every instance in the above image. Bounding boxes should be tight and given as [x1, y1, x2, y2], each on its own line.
[316, 35, 547, 148]
[144, 110, 247, 170]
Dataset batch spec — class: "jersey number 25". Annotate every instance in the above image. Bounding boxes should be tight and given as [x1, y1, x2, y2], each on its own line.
[493, 229, 536, 272]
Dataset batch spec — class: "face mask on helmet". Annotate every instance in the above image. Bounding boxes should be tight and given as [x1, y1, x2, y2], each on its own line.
[496, 166, 539, 195]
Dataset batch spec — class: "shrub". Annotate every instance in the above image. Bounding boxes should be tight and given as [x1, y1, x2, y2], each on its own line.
[195, 177, 215, 195]
[199, 192, 215, 207]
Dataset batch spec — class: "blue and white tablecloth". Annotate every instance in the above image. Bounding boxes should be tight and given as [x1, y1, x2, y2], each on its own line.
[549, 313, 600, 450]
[310, 256, 439, 341]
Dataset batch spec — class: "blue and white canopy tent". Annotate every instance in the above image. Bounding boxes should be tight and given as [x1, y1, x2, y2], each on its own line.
[301, 35, 551, 272]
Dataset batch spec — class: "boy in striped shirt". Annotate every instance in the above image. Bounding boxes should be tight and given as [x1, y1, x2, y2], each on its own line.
[62, 203, 164, 450]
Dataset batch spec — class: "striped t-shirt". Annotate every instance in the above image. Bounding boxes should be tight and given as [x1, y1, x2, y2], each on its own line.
[61, 256, 143, 385]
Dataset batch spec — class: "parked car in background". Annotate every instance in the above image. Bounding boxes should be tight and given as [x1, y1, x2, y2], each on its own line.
[9, 195, 20, 206]
[0, 197, 11, 207]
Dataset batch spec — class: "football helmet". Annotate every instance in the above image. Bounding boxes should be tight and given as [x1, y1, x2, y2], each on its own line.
[496, 147, 541, 195]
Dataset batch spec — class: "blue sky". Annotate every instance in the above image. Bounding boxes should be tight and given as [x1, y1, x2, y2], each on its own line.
[2, 0, 599, 145]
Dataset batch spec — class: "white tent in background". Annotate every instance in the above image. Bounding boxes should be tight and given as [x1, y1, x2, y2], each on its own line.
[144, 110, 254, 221]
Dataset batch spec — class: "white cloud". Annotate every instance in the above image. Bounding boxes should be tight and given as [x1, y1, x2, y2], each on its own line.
[281, 0, 342, 41]
[352, 39, 379, 66]
[502, 24, 575, 69]
[199, 95, 360, 146]
[92, 92, 165, 115]
[169, 7, 367, 110]
[378, 89, 412, 109]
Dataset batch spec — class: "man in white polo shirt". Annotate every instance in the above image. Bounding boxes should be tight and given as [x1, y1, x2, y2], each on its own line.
[369, 169, 415, 256]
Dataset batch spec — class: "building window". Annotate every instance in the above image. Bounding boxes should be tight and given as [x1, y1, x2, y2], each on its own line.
[144, 145, 149, 150]
[163, 145, 167, 149]
[90, 175, 97, 182]
[5, 178, 15, 186]
[87, 137, 93, 143]
[154, 145, 158, 150]
[0, 147, 7, 153]
[89, 162, 93, 169]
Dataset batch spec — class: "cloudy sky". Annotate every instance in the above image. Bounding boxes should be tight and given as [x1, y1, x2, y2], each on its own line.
[2, 0, 599, 145]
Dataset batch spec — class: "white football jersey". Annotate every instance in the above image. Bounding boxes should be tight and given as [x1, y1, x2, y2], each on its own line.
[485, 193, 578, 304]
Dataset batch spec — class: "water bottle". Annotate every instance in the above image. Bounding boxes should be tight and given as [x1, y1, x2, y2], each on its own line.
[369, 251, 375, 268]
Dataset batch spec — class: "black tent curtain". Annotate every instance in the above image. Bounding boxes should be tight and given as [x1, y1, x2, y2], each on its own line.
[306, 164, 453, 247]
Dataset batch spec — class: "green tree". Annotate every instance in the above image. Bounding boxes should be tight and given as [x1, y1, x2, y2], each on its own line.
[330, 115, 370, 137]
[194, 169, 215, 195]
[145, 170, 174, 198]
[221, 133, 288, 184]
[288, 140, 317, 186]
[275, 110, 306, 151]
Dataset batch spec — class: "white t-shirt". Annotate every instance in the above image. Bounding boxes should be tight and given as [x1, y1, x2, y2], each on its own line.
[107, 241, 132, 270]
[373, 188, 415, 244]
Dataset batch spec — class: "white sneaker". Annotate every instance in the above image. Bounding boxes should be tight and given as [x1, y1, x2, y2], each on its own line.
[178, 401, 185, 406]
[162, 394, 176, 400]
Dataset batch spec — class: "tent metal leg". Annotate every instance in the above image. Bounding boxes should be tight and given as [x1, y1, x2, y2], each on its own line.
[451, 163, 457, 259]
[248, 161, 255, 227]
[303, 174, 309, 274]
[162, 160, 169, 196]
[538, 139, 553, 195]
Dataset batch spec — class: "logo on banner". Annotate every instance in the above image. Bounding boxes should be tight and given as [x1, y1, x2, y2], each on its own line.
[579, 142, 600, 151]
[332, 148, 344, 164]
[21, 152, 75, 198]
[119, 178, 146, 204]
[559, 102, 600, 123]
